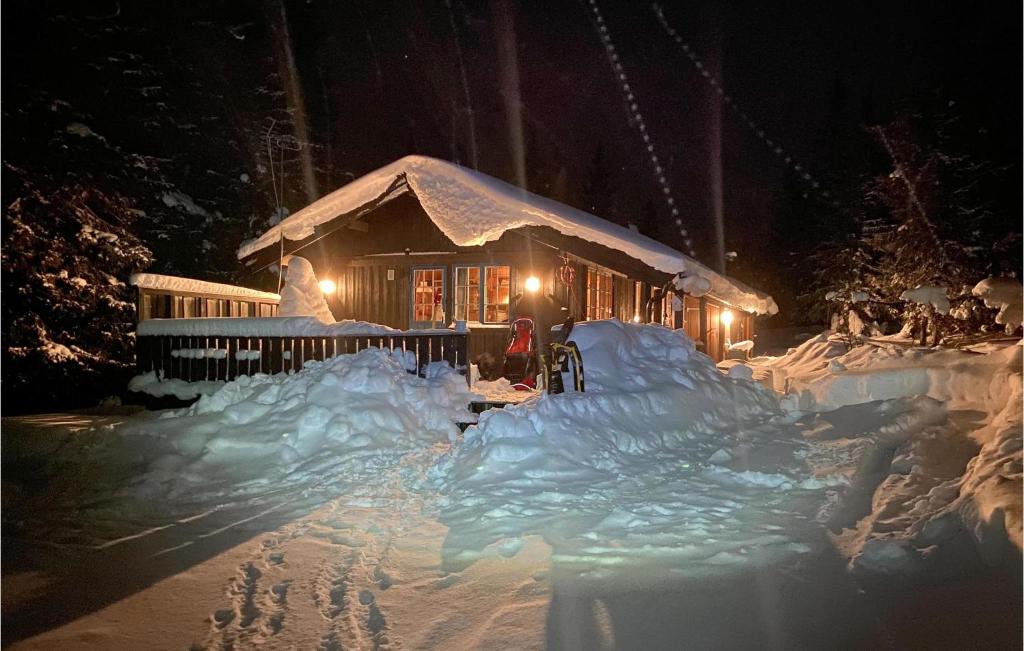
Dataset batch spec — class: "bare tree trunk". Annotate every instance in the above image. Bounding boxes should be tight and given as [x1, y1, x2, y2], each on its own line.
[703, 2, 727, 274]
[446, 0, 479, 170]
[269, 0, 319, 204]
[492, 0, 526, 190]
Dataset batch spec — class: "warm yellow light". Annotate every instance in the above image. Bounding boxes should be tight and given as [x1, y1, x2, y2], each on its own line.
[632, 314, 641, 323]
[319, 279, 337, 294]
[720, 309, 734, 327]
[525, 276, 541, 293]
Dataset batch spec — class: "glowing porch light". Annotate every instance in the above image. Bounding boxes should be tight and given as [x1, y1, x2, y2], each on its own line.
[524, 276, 541, 293]
[720, 309, 734, 327]
[319, 279, 337, 295]
[632, 314, 641, 323]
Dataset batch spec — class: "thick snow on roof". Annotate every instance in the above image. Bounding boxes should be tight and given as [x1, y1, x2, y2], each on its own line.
[238, 155, 777, 315]
[131, 273, 280, 301]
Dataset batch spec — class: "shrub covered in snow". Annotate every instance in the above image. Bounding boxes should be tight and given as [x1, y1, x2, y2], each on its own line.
[971, 277, 1023, 335]
[2, 171, 153, 412]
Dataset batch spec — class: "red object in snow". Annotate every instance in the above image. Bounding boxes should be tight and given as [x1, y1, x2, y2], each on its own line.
[502, 316, 537, 389]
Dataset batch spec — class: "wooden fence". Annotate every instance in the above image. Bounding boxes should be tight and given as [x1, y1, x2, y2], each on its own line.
[136, 332, 470, 384]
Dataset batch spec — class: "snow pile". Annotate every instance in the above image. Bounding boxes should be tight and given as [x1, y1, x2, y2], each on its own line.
[130, 273, 280, 301]
[900, 286, 950, 314]
[761, 333, 1023, 573]
[434, 320, 846, 577]
[238, 156, 777, 315]
[972, 277, 1023, 334]
[278, 256, 334, 322]
[771, 332, 1018, 412]
[125, 348, 475, 503]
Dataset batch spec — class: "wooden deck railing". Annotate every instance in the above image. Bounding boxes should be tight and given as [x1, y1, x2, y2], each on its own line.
[136, 332, 470, 384]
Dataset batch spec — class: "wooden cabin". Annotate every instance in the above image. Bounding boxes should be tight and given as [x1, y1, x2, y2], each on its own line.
[238, 156, 776, 375]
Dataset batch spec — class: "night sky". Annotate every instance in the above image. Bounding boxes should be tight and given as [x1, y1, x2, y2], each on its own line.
[4, 0, 1019, 290]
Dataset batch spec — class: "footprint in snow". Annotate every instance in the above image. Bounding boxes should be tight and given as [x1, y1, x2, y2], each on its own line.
[212, 608, 235, 629]
[433, 574, 461, 589]
[373, 565, 392, 590]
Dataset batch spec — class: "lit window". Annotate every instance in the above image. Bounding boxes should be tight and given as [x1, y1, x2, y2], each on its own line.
[454, 267, 481, 322]
[412, 268, 444, 324]
[484, 266, 511, 323]
[586, 268, 613, 320]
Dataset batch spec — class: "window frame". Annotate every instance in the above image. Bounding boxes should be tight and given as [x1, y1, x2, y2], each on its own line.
[453, 265, 482, 323]
[452, 264, 513, 324]
[410, 266, 447, 328]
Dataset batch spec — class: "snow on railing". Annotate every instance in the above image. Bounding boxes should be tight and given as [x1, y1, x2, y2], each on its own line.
[136, 327, 469, 385]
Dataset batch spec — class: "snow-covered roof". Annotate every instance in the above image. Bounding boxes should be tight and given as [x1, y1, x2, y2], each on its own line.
[131, 273, 280, 301]
[238, 155, 777, 315]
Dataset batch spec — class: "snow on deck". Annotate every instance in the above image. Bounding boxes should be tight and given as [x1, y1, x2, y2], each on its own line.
[237, 155, 777, 315]
[130, 273, 280, 301]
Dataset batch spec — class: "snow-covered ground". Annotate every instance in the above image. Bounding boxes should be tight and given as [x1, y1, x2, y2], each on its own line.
[3, 322, 1020, 649]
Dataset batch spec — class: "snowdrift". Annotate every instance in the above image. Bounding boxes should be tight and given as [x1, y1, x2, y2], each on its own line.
[767, 334, 1023, 573]
[435, 320, 849, 577]
[126, 348, 475, 503]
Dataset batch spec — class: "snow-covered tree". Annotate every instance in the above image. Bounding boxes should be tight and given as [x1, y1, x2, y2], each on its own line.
[816, 107, 1017, 342]
[2, 167, 153, 411]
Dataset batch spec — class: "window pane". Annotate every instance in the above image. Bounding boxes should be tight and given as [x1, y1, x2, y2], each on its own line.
[413, 268, 445, 324]
[483, 266, 511, 323]
[454, 267, 481, 322]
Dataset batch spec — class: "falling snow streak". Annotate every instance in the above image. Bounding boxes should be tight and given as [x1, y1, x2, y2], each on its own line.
[587, 0, 697, 257]
[653, 4, 836, 206]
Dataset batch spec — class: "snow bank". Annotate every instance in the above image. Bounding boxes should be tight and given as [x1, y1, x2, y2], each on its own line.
[277, 256, 334, 322]
[763, 332, 1023, 573]
[434, 320, 843, 577]
[125, 348, 475, 502]
[972, 277, 1023, 334]
[130, 273, 280, 301]
[238, 156, 777, 315]
[772, 333, 1019, 412]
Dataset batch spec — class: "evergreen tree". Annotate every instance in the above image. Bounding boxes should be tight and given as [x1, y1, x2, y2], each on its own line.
[2, 166, 153, 411]
[817, 106, 1017, 340]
